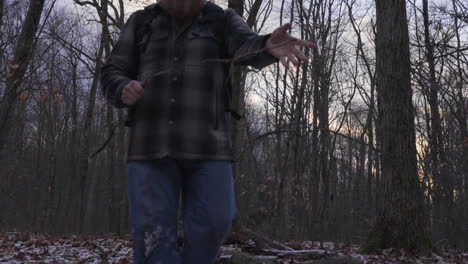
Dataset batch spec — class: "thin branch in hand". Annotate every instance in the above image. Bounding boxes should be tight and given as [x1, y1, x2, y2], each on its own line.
[202, 38, 297, 65]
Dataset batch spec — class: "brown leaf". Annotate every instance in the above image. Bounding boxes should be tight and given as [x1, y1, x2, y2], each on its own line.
[16, 252, 26, 260]
[19, 91, 29, 102]
[257, 184, 268, 193]
[40, 93, 50, 102]
[439, 162, 448, 168]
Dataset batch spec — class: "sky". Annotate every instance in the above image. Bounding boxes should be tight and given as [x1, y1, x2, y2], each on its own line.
[60, 0, 229, 17]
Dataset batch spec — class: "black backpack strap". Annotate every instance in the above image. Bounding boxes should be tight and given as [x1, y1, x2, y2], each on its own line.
[135, 4, 163, 54]
[202, 3, 243, 120]
[124, 5, 161, 127]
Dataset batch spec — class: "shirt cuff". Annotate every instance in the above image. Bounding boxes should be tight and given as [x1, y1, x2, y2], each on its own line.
[113, 80, 131, 108]
[253, 34, 280, 69]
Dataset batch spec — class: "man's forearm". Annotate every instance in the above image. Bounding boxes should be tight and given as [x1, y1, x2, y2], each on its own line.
[232, 34, 279, 69]
[100, 63, 133, 109]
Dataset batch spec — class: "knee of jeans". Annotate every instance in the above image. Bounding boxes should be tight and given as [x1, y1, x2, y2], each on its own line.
[135, 224, 178, 259]
[208, 211, 235, 242]
[143, 226, 163, 258]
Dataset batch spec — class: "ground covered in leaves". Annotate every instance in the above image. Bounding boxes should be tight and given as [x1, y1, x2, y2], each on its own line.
[0, 232, 467, 263]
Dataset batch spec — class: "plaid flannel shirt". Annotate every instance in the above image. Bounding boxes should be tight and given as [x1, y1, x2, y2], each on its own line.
[100, 2, 278, 161]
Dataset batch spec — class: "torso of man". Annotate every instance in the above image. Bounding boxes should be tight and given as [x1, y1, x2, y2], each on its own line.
[171, 14, 197, 39]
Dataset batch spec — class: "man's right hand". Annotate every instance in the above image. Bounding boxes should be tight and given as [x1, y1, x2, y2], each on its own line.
[121, 80, 148, 105]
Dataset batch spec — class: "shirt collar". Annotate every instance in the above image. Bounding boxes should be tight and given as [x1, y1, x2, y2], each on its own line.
[145, 2, 211, 18]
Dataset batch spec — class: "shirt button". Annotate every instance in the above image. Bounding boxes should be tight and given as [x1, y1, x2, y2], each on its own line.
[170, 98, 176, 103]
[169, 120, 174, 125]
[173, 57, 179, 62]
[172, 76, 178, 81]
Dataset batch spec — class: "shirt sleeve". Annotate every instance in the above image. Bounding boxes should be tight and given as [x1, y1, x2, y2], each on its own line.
[224, 8, 279, 69]
[100, 11, 142, 108]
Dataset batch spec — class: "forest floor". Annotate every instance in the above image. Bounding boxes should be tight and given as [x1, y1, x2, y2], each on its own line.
[0, 232, 467, 264]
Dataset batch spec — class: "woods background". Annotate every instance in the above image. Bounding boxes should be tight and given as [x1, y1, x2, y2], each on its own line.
[0, 0, 466, 251]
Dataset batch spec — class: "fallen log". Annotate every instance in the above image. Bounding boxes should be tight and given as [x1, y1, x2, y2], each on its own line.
[261, 248, 331, 260]
[239, 226, 294, 251]
[303, 255, 363, 264]
[218, 250, 363, 264]
[220, 252, 278, 264]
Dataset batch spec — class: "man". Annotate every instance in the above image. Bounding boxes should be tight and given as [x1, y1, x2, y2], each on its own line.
[100, 0, 315, 263]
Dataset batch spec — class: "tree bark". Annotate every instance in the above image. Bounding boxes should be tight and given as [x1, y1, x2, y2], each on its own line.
[246, 0, 263, 29]
[363, 0, 431, 252]
[0, 0, 46, 152]
[0, 0, 4, 82]
[422, 0, 449, 239]
[229, 0, 264, 233]
[0, 0, 4, 30]
[451, 0, 468, 232]
[346, 0, 376, 210]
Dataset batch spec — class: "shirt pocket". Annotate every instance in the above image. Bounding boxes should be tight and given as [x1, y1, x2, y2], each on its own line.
[188, 29, 220, 41]
[140, 30, 170, 60]
[187, 29, 222, 61]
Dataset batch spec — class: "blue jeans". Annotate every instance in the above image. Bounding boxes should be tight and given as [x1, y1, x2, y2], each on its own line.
[126, 158, 237, 264]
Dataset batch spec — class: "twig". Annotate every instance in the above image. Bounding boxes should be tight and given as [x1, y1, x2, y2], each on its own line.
[145, 69, 172, 77]
[90, 69, 171, 158]
[240, 225, 295, 251]
[90, 119, 124, 158]
[202, 38, 297, 65]
[235, 122, 380, 164]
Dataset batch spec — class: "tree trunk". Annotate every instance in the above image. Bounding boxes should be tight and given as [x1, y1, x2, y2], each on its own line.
[0, 0, 46, 152]
[451, 0, 468, 236]
[346, 0, 377, 210]
[0, 0, 4, 85]
[363, 0, 431, 252]
[81, 43, 107, 233]
[421, 0, 449, 240]
[229, 0, 264, 233]
[366, 87, 375, 210]
[0, 0, 4, 32]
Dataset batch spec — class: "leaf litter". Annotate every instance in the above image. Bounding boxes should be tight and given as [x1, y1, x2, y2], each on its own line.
[1, 232, 467, 263]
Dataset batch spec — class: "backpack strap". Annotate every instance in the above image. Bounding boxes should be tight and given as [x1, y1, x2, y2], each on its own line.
[135, 4, 163, 54]
[201, 3, 243, 120]
[124, 5, 162, 127]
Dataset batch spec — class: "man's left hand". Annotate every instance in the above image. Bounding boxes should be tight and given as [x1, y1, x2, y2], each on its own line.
[266, 23, 317, 68]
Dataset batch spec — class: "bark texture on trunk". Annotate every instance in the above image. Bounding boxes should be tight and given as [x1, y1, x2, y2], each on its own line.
[0, 0, 46, 152]
[422, 0, 450, 240]
[364, 0, 431, 252]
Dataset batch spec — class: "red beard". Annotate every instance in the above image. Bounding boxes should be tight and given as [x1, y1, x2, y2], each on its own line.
[159, 0, 207, 17]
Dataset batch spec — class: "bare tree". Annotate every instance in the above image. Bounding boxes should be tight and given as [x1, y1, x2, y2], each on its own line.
[364, 0, 430, 252]
[0, 0, 47, 152]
